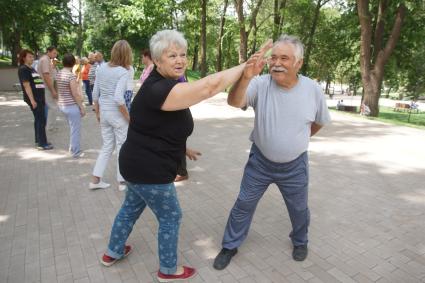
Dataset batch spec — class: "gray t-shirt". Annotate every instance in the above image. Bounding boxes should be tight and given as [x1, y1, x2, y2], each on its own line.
[245, 74, 331, 163]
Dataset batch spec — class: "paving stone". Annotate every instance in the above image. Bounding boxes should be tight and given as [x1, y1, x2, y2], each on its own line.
[1, 91, 425, 282]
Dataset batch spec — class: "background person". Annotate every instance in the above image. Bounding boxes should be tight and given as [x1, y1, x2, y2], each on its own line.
[18, 49, 53, 150]
[89, 41, 132, 191]
[38, 46, 59, 131]
[56, 53, 86, 158]
[81, 57, 92, 105]
[138, 49, 154, 87]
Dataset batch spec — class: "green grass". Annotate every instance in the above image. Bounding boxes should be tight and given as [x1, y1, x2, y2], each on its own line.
[330, 106, 425, 129]
[0, 57, 12, 68]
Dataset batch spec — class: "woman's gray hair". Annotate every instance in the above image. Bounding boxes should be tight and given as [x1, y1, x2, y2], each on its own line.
[149, 30, 188, 61]
[274, 34, 304, 63]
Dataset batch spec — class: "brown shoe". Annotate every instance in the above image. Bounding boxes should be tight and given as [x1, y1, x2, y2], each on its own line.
[174, 174, 189, 182]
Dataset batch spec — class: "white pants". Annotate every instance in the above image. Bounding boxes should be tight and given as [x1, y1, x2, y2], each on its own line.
[45, 88, 60, 130]
[92, 110, 128, 182]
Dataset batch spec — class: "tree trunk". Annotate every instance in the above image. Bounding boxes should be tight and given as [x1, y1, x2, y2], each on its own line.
[234, 0, 247, 63]
[234, 0, 264, 63]
[76, 0, 83, 57]
[216, 0, 228, 72]
[302, 0, 327, 75]
[357, 0, 406, 116]
[10, 28, 21, 66]
[200, 0, 207, 77]
[192, 34, 199, 71]
[325, 78, 330, 94]
[273, 0, 287, 40]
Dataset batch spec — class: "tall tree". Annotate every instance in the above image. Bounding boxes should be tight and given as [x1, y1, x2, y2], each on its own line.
[216, 0, 229, 72]
[233, 0, 264, 63]
[273, 0, 287, 40]
[357, 0, 406, 116]
[200, 0, 207, 77]
[301, 0, 331, 75]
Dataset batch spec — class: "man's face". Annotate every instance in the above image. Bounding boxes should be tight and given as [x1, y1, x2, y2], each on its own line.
[268, 43, 302, 86]
[95, 53, 103, 62]
[48, 49, 58, 59]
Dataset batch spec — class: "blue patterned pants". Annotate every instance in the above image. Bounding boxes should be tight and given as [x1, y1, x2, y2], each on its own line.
[107, 182, 182, 274]
[124, 90, 133, 111]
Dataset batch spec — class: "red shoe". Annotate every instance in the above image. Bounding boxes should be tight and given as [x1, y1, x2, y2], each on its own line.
[174, 174, 189, 182]
[157, 266, 197, 282]
[100, 245, 132, 267]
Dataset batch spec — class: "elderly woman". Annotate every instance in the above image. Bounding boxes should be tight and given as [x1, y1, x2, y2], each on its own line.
[89, 40, 132, 191]
[100, 30, 271, 282]
[56, 53, 86, 158]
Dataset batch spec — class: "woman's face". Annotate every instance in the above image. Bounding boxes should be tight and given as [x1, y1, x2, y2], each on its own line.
[154, 44, 187, 80]
[142, 55, 151, 66]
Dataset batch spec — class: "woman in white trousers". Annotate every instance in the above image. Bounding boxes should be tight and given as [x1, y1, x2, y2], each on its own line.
[89, 40, 133, 191]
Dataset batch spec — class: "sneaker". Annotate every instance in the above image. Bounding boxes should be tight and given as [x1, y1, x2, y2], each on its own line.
[89, 181, 110, 190]
[174, 174, 188, 182]
[157, 266, 196, 282]
[118, 182, 127, 191]
[73, 151, 85, 158]
[213, 248, 238, 270]
[37, 144, 54, 150]
[292, 245, 308, 261]
[100, 245, 132, 267]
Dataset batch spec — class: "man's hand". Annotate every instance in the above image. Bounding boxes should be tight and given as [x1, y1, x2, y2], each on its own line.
[243, 39, 273, 80]
[30, 100, 37, 109]
[186, 148, 202, 161]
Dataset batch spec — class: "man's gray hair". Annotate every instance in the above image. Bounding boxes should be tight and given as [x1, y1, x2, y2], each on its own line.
[150, 30, 188, 61]
[274, 34, 304, 63]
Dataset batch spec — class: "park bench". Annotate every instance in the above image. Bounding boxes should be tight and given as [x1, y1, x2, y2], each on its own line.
[337, 105, 357, 112]
[394, 102, 419, 113]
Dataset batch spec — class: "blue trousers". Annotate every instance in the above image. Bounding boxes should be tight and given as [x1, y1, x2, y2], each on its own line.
[222, 144, 310, 249]
[83, 80, 92, 105]
[29, 102, 47, 146]
[59, 105, 81, 156]
[107, 182, 182, 274]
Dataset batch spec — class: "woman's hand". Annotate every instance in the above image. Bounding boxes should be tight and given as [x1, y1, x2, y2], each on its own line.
[186, 148, 202, 161]
[79, 105, 86, 117]
[30, 100, 37, 109]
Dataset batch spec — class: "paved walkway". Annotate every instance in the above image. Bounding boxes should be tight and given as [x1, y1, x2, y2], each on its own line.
[0, 91, 424, 283]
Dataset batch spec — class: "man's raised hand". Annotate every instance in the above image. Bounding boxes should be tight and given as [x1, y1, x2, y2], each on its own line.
[243, 39, 273, 80]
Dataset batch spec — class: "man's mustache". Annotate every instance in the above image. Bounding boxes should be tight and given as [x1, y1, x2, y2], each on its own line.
[271, 67, 288, 73]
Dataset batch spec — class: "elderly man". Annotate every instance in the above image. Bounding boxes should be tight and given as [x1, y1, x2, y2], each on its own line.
[38, 46, 59, 131]
[213, 35, 331, 270]
[88, 51, 104, 93]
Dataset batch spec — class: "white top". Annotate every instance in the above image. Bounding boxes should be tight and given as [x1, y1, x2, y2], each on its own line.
[92, 63, 128, 111]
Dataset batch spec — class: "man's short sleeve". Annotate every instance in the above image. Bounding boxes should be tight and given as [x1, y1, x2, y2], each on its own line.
[245, 76, 260, 109]
[38, 57, 51, 75]
[315, 84, 331, 125]
[145, 79, 179, 110]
